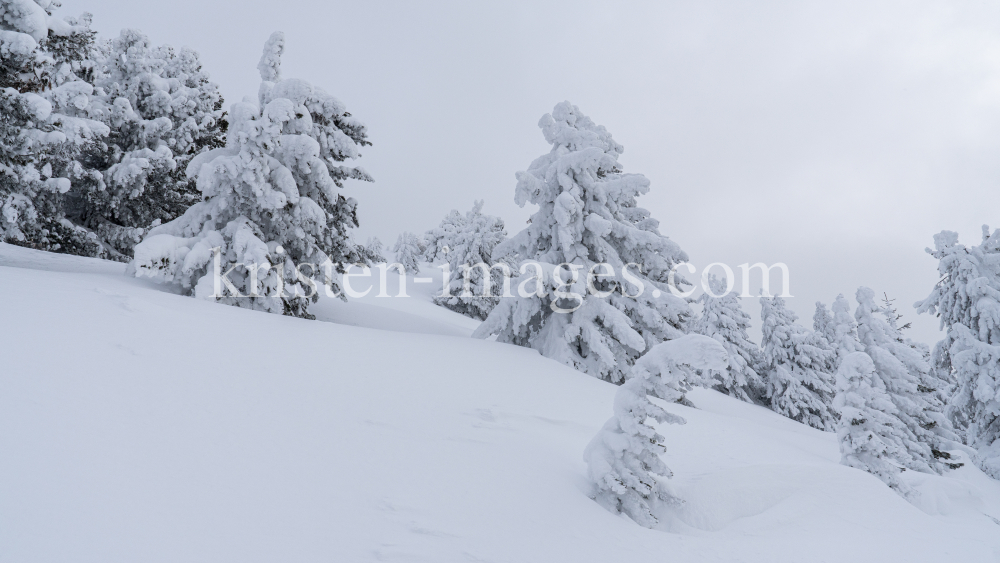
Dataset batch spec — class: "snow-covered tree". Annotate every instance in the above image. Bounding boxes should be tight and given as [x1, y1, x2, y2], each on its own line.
[0, 4, 226, 260]
[814, 301, 836, 345]
[0, 0, 109, 255]
[829, 293, 865, 364]
[424, 200, 510, 320]
[916, 228, 1000, 479]
[473, 102, 692, 382]
[584, 334, 728, 527]
[695, 275, 762, 402]
[128, 31, 373, 318]
[834, 351, 915, 498]
[759, 295, 837, 430]
[855, 286, 958, 473]
[392, 231, 424, 274]
[60, 28, 226, 259]
[360, 236, 385, 264]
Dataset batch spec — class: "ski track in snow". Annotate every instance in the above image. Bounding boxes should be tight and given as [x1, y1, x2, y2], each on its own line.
[1, 242, 999, 563]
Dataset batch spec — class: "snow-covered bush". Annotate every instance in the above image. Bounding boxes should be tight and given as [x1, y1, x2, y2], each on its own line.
[473, 102, 692, 382]
[424, 200, 510, 320]
[834, 351, 914, 498]
[584, 334, 728, 527]
[759, 295, 837, 430]
[916, 228, 1000, 479]
[128, 32, 373, 318]
[0, 0, 109, 255]
[392, 231, 424, 274]
[855, 286, 957, 474]
[695, 275, 763, 402]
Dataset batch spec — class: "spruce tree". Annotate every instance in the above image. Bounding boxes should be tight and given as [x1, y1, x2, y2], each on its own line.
[129, 32, 372, 318]
[584, 335, 728, 527]
[855, 286, 958, 473]
[814, 301, 836, 345]
[759, 295, 837, 430]
[425, 200, 510, 320]
[0, 0, 108, 255]
[473, 102, 692, 382]
[64, 28, 226, 258]
[834, 352, 915, 498]
[695, 275, 763, 402]
[916, 228, 1000, 479]
[392, 231, 424, 274]
[361, 236, 385, 264]
[829, 293, 865, 364]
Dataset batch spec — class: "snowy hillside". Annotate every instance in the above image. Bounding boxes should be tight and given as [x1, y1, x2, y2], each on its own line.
[2, 242, 1000, 563]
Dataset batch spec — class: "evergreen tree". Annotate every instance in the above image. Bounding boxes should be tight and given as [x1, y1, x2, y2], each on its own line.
[473, 102, 692, 382]
[834, 351, 915, 498]
[128, 31, 372, 318]
[829, 293, 865, 364]
[695, 275, 763, 402]
[392, 231, 424, 274]
[584, 334, 728, 527]
[759, 295, 837, 430]
[425, 200, 510, 320]
[63, 28, 226, 259]
[856, 286, 958, 474]
[361, 236, 385, 264]
[0, 0, 109, 255]
[814, 301, 836, 345]
[916, 228, 1000, 479]
[1, 5, 226, 259]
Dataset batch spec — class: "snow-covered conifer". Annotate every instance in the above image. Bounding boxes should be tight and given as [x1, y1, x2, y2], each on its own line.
[361, 236, 385, 264]
[584, 334, 728, 527]
[814, 301, 836, 345]
[62, 28, 226, 258]
[916, 228, 1000, 479]
[695, 275, 762, 402]
[829, 293, 865, 363]
[0, 0, 109, 254]
[473, 102, 692, 382]
[759, 295, 837, 430]
[855, 286, 958, 473]
[128, 32, 372, 318]
[392, 231, 424, 274]
[425, 200, 510, 320]
[834, 352, 914, 498]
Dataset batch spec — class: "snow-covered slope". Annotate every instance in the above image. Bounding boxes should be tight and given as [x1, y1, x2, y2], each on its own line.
[1, 243, 999, 563]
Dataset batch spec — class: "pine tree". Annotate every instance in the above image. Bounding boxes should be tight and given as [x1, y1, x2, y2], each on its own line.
[128, 31, 372, 318]
[0, 0, 109, 255]
[855, 286, 958, 474]
[391, 231, 424, 274]
[425, 200, 510, 320]
[834, 351, 915, 498]
[916, 228, 1000, 479]
[759, 295, 837, 430]
[584, 334, 728, 527]
[695, 275, 763, 402]
[473, 102, 692, 382]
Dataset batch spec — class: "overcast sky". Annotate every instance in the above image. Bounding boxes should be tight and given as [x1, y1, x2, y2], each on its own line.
[60, 0, 1000, 344]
